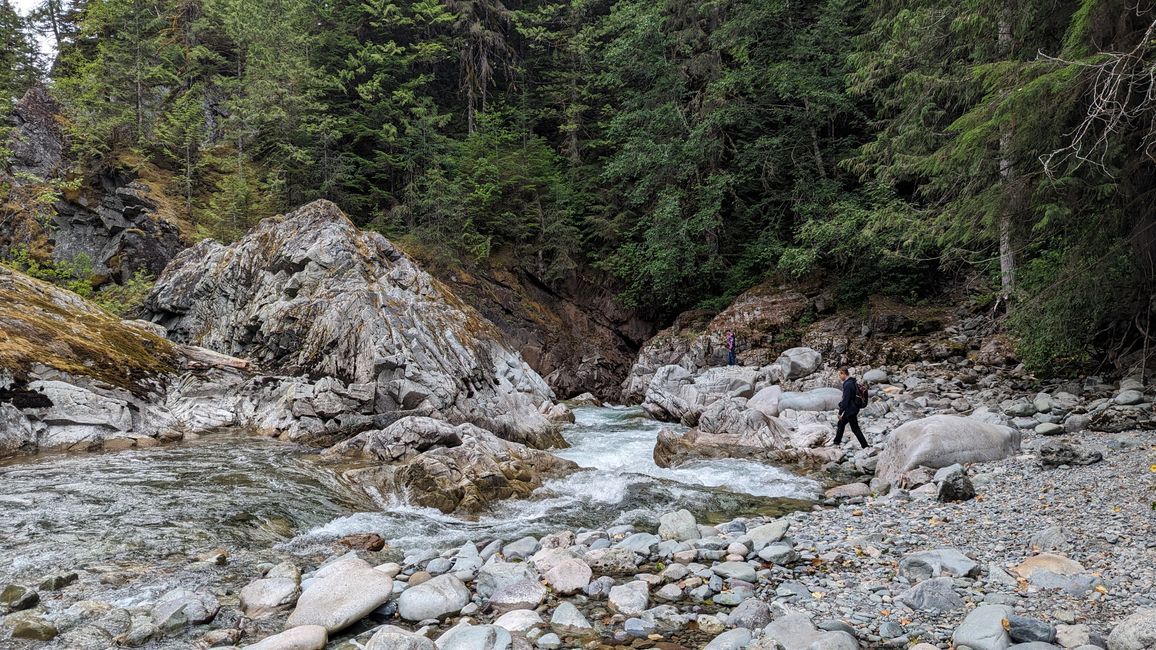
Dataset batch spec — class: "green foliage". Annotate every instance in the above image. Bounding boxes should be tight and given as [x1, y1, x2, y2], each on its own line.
[2, 246, 156, 316]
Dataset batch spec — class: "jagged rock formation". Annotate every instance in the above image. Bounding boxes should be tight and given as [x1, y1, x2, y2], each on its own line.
[2, 87, 185, 282]
[437, 265, 654, 401]
[142, 200, 562, 449]
[328, 416, 579, 514]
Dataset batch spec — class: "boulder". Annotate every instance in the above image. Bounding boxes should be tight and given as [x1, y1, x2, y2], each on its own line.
[658, 509, 700, 541]
[876, 415, 1021, 483]
[550, 601, 594, 636]
[240, 563, 301, 618]
[142, 200, 560, 449]
[543, 559, 592, 595]
[608, 581, 650, 617]
[899, 577, 964, 613]
[776, 347, 822, 379]
[434, 624, 513, 650]
[493, 610, 543, 633]
[337, 418, 578, 514]
[243, 625, 328, 650]
[150, 589, 220, 632]
[1107, 610, 1156, 650]
[488, 578, 547, 614]
[285, 557, 393, 632]
[365, 625, 435, 650]
[953, 605, 1014, 650]
[899, 549, 979, 581]
[747, 386, 782, 418]
[777, 388, 843, 412]
[397, 574, 470, 621]
[756, 614, 858, 650]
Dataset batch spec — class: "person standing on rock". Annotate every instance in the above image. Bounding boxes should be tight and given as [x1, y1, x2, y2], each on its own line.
[726, 330, 737, 366]
[834, 367, 869, 448]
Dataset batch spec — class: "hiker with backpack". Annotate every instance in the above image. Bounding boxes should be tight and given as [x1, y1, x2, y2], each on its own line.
[834, 366, 870, 448]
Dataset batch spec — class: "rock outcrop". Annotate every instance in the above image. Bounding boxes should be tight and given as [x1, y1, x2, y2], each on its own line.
[2, 87, 186, 283]
[332, 417, 578, 514]
[142, 200, 562, 449]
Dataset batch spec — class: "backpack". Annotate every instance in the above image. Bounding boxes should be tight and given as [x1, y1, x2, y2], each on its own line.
[854, 381, 869, 408]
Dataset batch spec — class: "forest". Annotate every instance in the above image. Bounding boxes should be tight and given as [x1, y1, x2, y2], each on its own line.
[1, 0, 1154, 371]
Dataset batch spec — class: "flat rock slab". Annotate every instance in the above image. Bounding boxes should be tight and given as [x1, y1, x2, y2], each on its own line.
[243, 625, 327, 650]
[285, 558, 393, 632]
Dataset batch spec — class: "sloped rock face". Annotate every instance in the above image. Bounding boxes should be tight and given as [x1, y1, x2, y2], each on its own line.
[142, 200, 561, 448]
[333, 416, 578, 514]
[2, 87, 186, 282]
[0, 266, 181, 455]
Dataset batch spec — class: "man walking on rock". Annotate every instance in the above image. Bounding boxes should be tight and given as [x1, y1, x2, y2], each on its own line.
[725, 330, 737, 366]
[835, 367, 869, 448]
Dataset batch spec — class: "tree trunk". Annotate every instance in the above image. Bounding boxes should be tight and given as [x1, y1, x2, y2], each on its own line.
[997, 12, 1016, 296]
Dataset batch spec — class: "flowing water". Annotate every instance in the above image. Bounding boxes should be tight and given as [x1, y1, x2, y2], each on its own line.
[0, 406, 819, 642]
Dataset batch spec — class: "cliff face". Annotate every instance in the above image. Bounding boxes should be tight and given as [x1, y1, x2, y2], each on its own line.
[437, 265, 655, 402]
[142, 200, 563, 448]
[2, 87, 185, 283]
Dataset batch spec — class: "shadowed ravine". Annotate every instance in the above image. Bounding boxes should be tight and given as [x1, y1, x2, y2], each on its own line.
[0, 406, 818, 616]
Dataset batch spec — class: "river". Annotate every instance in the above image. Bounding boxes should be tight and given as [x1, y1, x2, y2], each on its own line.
[0, 405, 819, 646]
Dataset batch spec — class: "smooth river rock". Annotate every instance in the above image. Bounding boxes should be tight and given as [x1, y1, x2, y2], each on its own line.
[244, 625, 328, 650]
[365, 625, 435, 650]
[398, 574, 471, 622]
[435, 624, 513, 650]
[285, 557, 393, 632]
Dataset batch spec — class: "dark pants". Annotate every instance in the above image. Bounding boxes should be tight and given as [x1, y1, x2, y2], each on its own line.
[835, 414, 868, 448]
[727, 349, 736, 365]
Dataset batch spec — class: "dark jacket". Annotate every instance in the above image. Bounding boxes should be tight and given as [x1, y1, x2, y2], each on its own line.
[839, 377, 860, 417]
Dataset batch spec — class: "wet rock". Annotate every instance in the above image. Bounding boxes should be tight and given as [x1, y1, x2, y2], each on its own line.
[876, 415, 1021, 483]
[285, 557, 393, 632]
[537, 632, 563, 648]
[6, 612, 58, 641]
[37, 572, 78, 591]
[435, 624, 513, 649]
[338, 418, 578, 514]
[503, 536, 540, 561]
[953, 605, 1014, 650]
[365, 625, 435, 650]
[0, 584, 39, 611]
[243, 625, 328, 650]
[150, 588, 220, 632]
[1107, 610, 1156, 650]
[398, 574, 470, 621]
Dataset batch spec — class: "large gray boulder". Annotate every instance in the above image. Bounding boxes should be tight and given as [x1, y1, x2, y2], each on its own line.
[285, 557, 393, 632]
[641, 365, 759, 425]
[652, 398, 793, 468]
[776, 347, 822, 379]
[142, 200, 560, 449]
[777, 388, 843, 413]
[953, 605, 1014, 650]
[876, 415, 1021, 484]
